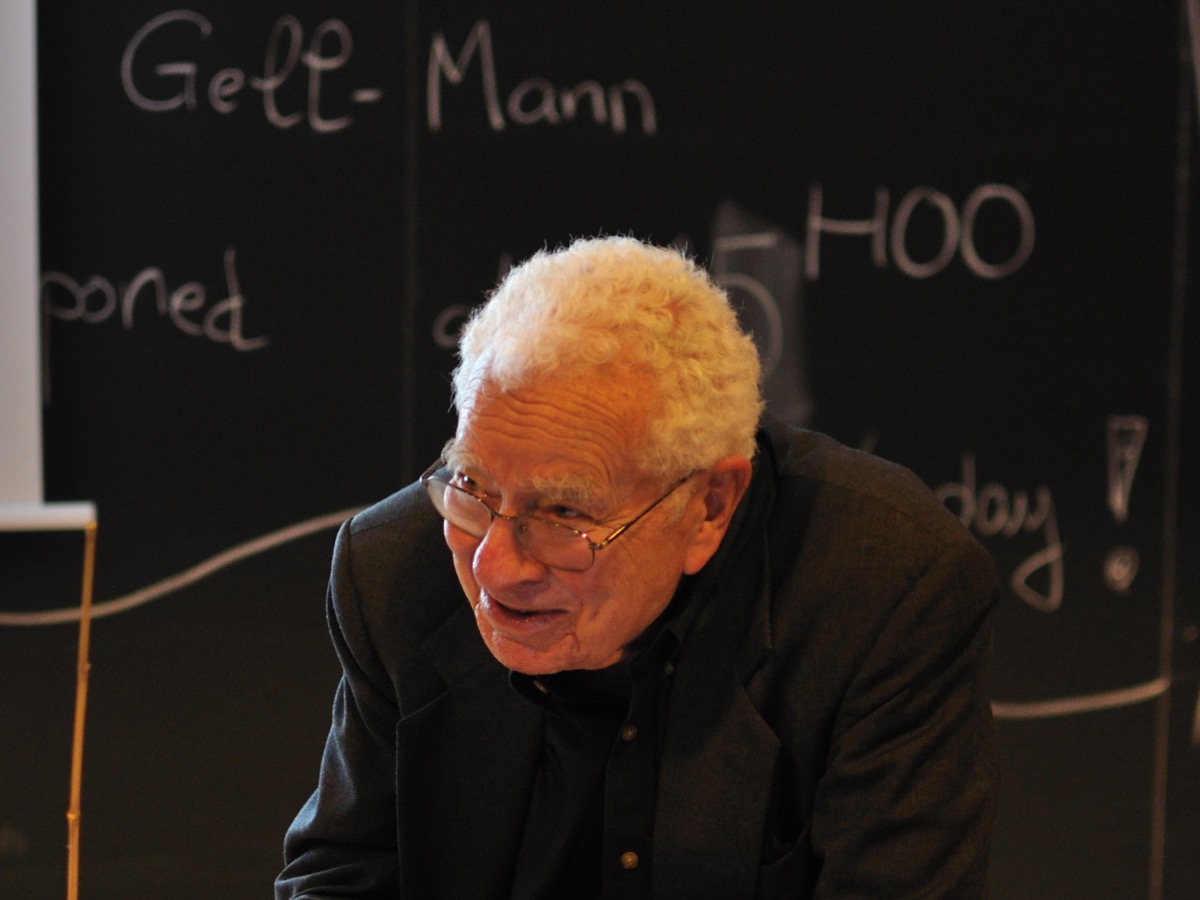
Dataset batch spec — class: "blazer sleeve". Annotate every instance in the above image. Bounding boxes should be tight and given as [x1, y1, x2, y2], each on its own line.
[810, 534, 1000, 899]
[275, 519, 401, 898]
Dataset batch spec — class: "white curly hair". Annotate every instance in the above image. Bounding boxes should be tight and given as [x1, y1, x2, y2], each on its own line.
[452, 236, 763, 479]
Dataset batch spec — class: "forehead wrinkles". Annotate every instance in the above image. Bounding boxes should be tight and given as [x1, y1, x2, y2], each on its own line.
[454, 380, 651, 499]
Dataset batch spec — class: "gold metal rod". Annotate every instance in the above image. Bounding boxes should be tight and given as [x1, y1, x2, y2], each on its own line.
[66, 520, 98, 900]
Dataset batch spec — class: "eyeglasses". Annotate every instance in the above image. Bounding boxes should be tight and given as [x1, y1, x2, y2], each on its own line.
[421, 460, 693, 572]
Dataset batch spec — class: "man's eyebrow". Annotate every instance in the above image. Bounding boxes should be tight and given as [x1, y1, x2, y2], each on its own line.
[527, 472, 604, 510]
[441, 440, 481, 474]
[442, 440, 603, 509]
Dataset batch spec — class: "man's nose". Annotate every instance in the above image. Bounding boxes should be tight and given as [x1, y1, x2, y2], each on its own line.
[471, 515, 547, 588]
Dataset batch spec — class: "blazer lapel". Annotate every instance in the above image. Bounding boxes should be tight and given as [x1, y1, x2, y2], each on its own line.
[654, 534, 780, 899]
[655, 678, 780, 898]
[395, 603, 544, 899]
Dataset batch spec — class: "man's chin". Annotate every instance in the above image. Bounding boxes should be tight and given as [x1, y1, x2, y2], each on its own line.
[475, 620, 619, 675]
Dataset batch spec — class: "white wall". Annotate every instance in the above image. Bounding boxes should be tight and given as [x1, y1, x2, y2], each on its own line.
[0, 0, 43, 507]
[0, 0, 94, 528]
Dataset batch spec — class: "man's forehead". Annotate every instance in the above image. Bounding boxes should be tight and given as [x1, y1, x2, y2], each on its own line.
[449, 374, 655, 493]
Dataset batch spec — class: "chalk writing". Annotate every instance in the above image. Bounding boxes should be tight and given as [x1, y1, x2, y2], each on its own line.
[710, 201, 815, 427]
[429, 182, 1029, 384]
[0, 508, 356, 627]
[992, 677, 1169, 720]
[431, 253, 516, 349]
[1100, 415, 1148, 594]
[805, 183, 1034, 280]
[935, 453, 1064, 612]
[121, 10, 381, 132]
[432, 304, 473, 349]
[427, 19, 656, 134]
[1103, 545, 1140, 594]
[42, 247, 269, 351]
[1106, 414, 1148, 523]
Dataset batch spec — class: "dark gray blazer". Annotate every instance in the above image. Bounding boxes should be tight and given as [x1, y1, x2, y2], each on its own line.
[277, 423, 999, 899]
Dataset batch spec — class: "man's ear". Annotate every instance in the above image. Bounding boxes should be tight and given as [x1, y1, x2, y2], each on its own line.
[682, 455, 754, 575]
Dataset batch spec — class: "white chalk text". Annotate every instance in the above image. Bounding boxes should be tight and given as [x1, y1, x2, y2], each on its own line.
[42, 247, 269, 351]
[936, 453, 1063, 612]
[122, 10, 381, 132]
[428, 19, 656, 134]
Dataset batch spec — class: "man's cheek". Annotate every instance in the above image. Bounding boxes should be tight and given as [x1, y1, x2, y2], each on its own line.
[443, 522, 482, 602]
[444, 520, 480, 559]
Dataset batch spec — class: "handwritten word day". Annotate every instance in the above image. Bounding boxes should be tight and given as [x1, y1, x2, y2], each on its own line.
[935, 454, 1063, 613]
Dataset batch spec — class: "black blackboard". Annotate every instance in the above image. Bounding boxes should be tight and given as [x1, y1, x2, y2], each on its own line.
[3, 3, 1197, 897]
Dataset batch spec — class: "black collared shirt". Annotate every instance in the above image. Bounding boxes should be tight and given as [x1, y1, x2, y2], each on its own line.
[508, 581, 702, 900]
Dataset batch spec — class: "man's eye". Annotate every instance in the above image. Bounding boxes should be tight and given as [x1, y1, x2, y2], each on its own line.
[452, 472, 483, 494]
[540, 505, 587, 523]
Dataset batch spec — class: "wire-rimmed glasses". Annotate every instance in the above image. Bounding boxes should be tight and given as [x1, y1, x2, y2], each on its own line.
[421, 460, 693, 572]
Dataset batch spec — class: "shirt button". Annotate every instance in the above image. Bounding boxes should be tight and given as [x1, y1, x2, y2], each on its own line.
[620, 724, 638, 742]
[620, 851, 640, 870]
[664, 661, 675, 677]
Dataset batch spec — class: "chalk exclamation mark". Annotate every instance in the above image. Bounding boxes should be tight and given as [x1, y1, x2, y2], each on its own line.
[1103, 414, 1148, 593]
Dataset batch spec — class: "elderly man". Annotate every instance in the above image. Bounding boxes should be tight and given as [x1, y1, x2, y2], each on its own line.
[276, 237, 999, 899]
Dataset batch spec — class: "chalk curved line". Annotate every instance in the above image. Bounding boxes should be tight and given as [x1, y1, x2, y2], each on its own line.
[2, 520, 1182, 729]
[0, 507, 362, 627]
[991, 676, 1170, 720]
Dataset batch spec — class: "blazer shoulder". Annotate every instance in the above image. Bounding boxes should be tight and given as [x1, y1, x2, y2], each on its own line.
[349, 480, 434, 536]
[333, 485, 453, 610]
[757, 423, 998, 640]
[327, 481, 469, 709]
[766, 424, 978, 551]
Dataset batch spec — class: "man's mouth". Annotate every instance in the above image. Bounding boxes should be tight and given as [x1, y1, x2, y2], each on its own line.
[490, 595, 560, 618]
[478, 593, 569, 633]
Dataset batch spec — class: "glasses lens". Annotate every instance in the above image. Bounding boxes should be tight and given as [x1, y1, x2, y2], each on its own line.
[425, 477, 596, 571]
[427, 479, 489, 537]
[521, 519, 594, 572]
